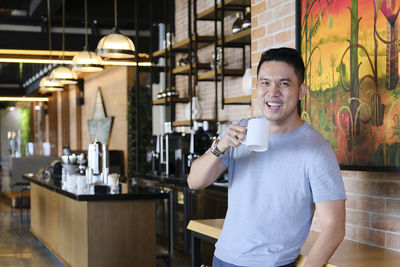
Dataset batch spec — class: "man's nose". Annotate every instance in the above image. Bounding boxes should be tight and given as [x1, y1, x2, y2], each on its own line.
[266, 84, 280, 97]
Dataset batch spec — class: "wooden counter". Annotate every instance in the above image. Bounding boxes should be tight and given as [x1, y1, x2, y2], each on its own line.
[28, 178, 168, 267]
[187, 219, 400, 267]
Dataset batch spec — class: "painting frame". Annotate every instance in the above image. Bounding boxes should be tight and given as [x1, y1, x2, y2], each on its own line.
[296, 0, 400, 172]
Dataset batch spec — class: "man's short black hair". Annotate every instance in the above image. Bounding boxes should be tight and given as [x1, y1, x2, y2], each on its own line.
[257, 47, 305, 84]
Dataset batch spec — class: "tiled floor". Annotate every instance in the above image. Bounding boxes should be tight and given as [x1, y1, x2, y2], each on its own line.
[0, 201, 64, 267]
[0, 199, 191, 267]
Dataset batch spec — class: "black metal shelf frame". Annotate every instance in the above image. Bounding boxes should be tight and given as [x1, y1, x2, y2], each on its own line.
[194, 0, 251, 111]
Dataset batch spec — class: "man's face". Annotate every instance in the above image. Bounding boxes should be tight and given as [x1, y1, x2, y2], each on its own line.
[256, 60, 307, 132]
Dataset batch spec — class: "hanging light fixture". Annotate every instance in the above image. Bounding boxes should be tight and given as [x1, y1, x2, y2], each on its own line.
[39, 0, 64, 92]
[72, 0, 104, 72]
[96, 0, 135, 59]
[50, 0, 78, 84]
[39, 76, 64, 92]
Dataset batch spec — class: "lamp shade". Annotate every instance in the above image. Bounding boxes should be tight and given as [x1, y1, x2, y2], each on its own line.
[96, 33, 135, 59]
[72, 50, 104, 72]
[50, 65, 78, 84]
[39, 76, 64, 92]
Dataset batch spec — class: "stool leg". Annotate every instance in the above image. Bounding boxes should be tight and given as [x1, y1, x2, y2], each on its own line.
[19, 191, 22, 223]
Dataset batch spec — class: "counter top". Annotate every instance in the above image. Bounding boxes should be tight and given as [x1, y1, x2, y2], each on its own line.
[131, 171, 228, 192]
[187, 219, 400, 267]
[131, 171, 189, 186]
[24, 173, 169, 201]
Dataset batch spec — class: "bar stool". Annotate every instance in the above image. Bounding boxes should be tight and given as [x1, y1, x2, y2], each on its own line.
[4, 182, 31, 223]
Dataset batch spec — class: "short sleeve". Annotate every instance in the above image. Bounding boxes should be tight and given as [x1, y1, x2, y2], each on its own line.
[308, 142, 347, 202]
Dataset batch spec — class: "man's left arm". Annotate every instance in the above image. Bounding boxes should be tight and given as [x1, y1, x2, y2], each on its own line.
[303, 200, 346, 267]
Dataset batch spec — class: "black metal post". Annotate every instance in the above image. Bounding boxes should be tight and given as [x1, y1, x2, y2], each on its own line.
[214, 0, 218, 121]
[135, 0, 140, 172]
[221, 0, 225, 110]
[188, 0, 193, 128]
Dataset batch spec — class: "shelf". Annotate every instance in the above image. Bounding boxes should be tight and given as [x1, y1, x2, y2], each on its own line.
[153, 48, 168, 58]
[218, 28, 251, 47]
[197, 0, 250, 20]
[223, 95, 251, 105]
[172, 63, 210, 75]
[172, 119, 217, 127]
[152, 35, 214, 58]
[152, 97, 189, 105]
[174, 35, 215, 50]
[198, 68, 245, 81]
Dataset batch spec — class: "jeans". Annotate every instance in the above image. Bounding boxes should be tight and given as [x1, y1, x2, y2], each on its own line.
[212, 255, 296, 267]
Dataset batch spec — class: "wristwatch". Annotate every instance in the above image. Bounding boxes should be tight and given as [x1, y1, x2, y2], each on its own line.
[210, 139, 225, 157]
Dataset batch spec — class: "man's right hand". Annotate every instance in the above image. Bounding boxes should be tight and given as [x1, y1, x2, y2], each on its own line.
[217, 125, 247, 154]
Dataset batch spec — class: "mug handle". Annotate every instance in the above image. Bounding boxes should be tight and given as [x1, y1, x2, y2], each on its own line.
[240, 127, 248, 145]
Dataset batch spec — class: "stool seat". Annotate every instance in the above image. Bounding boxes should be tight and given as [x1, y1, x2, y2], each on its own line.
[3, 191, 30, 208]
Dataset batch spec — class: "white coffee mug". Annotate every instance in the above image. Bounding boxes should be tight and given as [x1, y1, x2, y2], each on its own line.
[241, 117, 270, 152]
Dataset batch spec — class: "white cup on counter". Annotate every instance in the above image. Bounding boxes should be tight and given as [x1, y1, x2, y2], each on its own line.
[108, 173, 120, 194]
[76, 175, 87, 195]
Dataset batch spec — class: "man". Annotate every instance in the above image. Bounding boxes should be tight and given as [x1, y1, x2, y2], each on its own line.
[187, 47, 346, 267]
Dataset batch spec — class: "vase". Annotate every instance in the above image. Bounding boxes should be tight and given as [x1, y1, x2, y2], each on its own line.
[232, 12, 243, 34]
[242, 68, 252, 95]
[186, 97, 202, 120]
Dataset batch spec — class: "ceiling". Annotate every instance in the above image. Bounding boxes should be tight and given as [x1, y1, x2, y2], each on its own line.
[0, 0, 171, 100]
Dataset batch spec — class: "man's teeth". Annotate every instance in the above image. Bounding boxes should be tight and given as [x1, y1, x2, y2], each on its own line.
[266, 102, 282, 107]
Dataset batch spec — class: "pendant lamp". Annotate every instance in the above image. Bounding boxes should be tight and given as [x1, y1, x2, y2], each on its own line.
[39, 76, 64, 92]
[72, 0, 103, 73]
[96, 0, 135, 59]
[50, 0, 78, 84]
[39, 0, 64, 92]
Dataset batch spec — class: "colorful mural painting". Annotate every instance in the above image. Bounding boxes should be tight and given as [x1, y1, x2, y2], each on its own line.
[299, 0, 400, 170]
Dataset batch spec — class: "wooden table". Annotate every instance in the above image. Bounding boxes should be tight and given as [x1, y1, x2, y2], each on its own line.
[187, 219, 400, 267]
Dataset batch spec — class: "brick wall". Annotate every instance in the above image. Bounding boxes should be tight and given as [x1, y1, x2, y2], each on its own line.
[252, 0, 400, 252]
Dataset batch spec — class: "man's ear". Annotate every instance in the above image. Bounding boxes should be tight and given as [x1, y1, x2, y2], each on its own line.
[299, 83, 308, 100]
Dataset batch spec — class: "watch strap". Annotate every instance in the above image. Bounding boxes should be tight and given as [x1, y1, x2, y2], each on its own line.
[210, 139, 224, 157]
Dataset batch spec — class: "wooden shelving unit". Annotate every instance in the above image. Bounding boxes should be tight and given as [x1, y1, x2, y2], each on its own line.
[198, 68, 245, 81]
[197, 0, 251, 20]
[223, 95, 251, 105]
[152, 35, 214, 58]
[219, 28, 251, 46]
[152, 97, 189, 105]
[172, 119, 217, 127]
[172, 63, 210, 75]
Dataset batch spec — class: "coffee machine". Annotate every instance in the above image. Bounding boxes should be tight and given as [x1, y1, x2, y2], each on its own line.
[160, 131, 190, 177]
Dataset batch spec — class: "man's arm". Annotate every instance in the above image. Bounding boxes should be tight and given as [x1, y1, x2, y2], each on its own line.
[187, 152, 227, 190]
[187, 124, 247, 190]
[303, 200, 346, 267]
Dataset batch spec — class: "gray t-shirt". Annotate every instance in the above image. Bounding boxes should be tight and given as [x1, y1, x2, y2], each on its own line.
[214, 119, 346, 267]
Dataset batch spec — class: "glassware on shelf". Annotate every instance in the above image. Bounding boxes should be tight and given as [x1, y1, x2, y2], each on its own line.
[157, 89, 167, 99]
[164, 32, 175, 48]
[242, 7, 251, 30]
[157, 90, 164, 99]
[166, 87, 179, 97]
[232, 12, 243, 34]
[178, 58, 185, 66]
[210, 47, 223, 70]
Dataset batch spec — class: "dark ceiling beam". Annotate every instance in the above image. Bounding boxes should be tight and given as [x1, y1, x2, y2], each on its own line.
[0, 86, 26, 97]
[0, 30, 152, 52]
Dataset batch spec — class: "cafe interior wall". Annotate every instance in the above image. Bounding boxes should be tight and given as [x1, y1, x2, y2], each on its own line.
[252, 0, 400, 252]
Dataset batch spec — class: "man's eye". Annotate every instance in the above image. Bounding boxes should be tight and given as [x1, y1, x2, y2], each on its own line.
[262, 81, 270, 86]
[280, 82, 289, 87]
